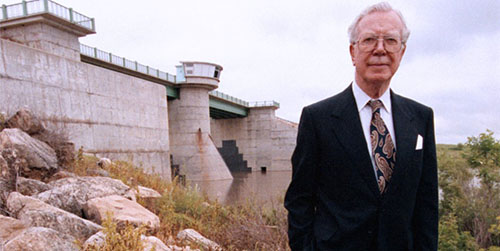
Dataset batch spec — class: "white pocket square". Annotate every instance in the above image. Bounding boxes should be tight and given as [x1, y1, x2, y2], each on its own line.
[415, 134, 423, 150]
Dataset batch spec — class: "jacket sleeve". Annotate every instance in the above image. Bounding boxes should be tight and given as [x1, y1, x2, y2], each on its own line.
[284, 107, 319, 250]
[413, 108, 439, 250]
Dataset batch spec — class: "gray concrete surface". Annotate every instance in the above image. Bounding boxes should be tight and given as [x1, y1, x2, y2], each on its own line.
[0, 37, 171, 179]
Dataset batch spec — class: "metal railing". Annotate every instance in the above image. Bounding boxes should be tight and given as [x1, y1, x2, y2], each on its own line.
[249, 101, 280, 108]
[209, 91, 279, 108]
[209, 90, 249, 107]
[80, 44, 177, 83]
[0, 0, 95, 31]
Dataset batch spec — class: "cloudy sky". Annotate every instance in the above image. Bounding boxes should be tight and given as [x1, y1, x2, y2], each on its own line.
[5, 0, 499, 144]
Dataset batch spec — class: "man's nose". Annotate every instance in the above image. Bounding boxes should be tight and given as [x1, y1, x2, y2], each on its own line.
[373, 38, 386, 54]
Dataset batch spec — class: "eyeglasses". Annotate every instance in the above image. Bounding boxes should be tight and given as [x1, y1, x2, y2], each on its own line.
[354, 35, 404, 53]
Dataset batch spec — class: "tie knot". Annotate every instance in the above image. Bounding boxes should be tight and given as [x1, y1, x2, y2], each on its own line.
[369, 100, 383, 113]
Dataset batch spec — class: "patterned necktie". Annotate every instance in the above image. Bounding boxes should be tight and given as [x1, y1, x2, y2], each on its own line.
[369, 100, 396, 194]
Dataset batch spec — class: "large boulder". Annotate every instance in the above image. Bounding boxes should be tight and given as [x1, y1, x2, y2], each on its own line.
[5, 109, 44, 135]
[84, 195, 160, 233]
[36, 176, 130, 217]
[7, 192, 102, 240]
[0, 215, 27, 245]
[177, 229, 221, 251]
[17, 177, 52, 196]
[125, 185, 162, 202]
[4, 227, 79, 251]
[0, 128, 58, 180]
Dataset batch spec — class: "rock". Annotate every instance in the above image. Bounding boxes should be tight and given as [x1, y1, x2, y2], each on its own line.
[5, 109, 44, 135]
[97, 157, 112, 169]
[0, 154, 16, 212]
[4, 227, 78, 251]
[17, 177, 52, 196]
[84, 195, 160, 233]
[0, 155, 8, 179]
[54, 141, 75, 169]
[0, 215, 27, 244]
[136, 185, 162, 198]
[47, 170, 77, 182]
[0, 128, 58, 180]
[0, 180, 13, 216]
[83, 230, 106, 249]
[177, 229, 221, 251]
[142, 235, 171, 251]
[36, 176, 129, 217]
[126, 185, 162, 202]
[86, 167, 110, 177]
[84, 231, 171, 251]
[32, 131, 75, 169]
[7, 192, 102, 240]
[1, 148, 28, 181]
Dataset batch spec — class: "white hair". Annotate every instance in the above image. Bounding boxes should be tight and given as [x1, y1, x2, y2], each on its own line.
[348, 2, 410, 44]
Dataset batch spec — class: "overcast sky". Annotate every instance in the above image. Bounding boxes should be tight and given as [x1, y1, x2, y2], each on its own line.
[5, 0, 499, 144]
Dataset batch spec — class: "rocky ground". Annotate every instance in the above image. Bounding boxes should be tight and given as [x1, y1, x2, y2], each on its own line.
[0, 109, 221, 251]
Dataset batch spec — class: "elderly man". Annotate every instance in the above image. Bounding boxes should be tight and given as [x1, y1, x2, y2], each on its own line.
[284, 2, 438, 250]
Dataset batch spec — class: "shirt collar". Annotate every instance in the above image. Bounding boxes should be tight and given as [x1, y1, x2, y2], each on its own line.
[352, 80, 392, 114]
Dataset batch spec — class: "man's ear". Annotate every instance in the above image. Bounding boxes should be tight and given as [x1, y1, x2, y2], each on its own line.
[400, 43, 407, 58]
[349, 44, 356, 66]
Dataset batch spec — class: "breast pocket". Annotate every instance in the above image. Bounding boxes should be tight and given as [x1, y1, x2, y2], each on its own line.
[411, 149, 424, 176]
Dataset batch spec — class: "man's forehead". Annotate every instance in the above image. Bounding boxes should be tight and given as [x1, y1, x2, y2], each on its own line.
[358, 32, 401, 38]
[357, 11, 404, 30]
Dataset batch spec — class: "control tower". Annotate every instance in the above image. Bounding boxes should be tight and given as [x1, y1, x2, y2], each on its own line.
[168, 62, 233, 181]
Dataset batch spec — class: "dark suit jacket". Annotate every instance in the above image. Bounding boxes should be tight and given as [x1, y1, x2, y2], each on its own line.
[284, 85, 438, 250]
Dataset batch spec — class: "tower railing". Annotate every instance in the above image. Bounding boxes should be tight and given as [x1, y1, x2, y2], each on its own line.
[248, 101, 280, 108]
[80, 44, 177, 83]
[0, 0, 95, 31]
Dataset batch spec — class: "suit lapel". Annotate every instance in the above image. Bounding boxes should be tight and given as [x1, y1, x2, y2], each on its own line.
[330, 86, 381, 198]
[385, 91, 418, 195]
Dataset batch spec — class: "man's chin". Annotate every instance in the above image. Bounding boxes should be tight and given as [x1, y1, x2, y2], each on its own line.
[366, 76, 392, 85]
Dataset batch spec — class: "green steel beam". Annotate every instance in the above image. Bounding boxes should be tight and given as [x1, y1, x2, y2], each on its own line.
[209, 97, 248, 118]
[166, 86, 179, 99]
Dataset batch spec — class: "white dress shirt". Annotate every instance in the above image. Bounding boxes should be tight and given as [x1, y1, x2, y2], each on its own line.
[352, 82, 397, 180]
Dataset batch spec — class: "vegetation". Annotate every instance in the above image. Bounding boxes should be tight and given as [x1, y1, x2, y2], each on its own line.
[438, 130, 500, 250]
[84, 213, 147, 251]
[72, 148, 289, 250]
[72, 130, 500, 250]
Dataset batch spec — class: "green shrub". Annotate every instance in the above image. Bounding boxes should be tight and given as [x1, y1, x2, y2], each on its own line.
[84, 213, 146, 251]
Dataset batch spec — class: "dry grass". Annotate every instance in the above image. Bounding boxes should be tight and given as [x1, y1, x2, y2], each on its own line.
[72, 151, 290, 250]
[83, 213, 147, 251]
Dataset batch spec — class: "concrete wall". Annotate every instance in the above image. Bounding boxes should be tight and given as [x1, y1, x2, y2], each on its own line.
[168, 86, 232, 181]
[0, 38, 171, 179]
[211, 107, 298, 171]
[1, 22, 81, 60]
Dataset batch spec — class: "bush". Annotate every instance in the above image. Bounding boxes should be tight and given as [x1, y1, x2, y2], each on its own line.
[84, 213, 146, 251]
[439, 130, 500, 248]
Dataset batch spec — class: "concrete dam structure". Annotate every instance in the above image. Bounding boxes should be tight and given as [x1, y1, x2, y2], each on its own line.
[0, 0, 298, 181]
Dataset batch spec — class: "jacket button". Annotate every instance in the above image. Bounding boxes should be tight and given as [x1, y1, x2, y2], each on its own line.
[368, 230, 373, 235]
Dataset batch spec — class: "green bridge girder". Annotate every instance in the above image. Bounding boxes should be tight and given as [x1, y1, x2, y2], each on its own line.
[209, 96, 248, 119]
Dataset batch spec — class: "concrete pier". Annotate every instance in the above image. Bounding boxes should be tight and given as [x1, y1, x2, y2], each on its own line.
[168, 62, 233, 181]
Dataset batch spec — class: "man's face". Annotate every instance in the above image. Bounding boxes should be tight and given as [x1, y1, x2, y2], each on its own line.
[350, 11, 406, 86]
